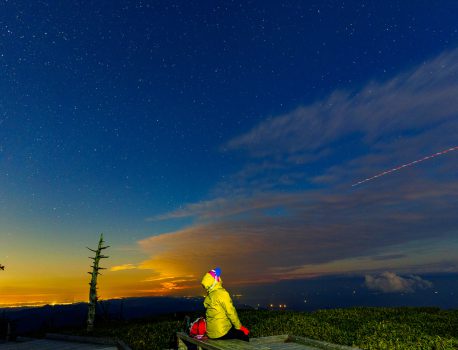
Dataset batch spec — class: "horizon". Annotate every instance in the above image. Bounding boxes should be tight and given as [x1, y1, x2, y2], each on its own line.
[1, 272, 457, 312]
[1, 1, 458, 307]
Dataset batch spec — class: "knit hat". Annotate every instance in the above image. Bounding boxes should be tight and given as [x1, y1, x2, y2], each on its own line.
[208, 267, 221, 281]
[201, 267, 222, 292]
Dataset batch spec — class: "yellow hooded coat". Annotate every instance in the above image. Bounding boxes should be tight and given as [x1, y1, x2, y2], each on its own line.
[201, 272, 242, 338]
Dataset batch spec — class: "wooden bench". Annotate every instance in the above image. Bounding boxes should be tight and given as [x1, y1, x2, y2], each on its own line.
[177, 332, 271, 350]
[176, 332, 361, 350]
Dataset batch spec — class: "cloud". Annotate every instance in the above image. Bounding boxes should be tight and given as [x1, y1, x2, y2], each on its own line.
[140, 48, 458, 290]
[147, 192, 306, 221]
[110, 264, 137, 272]
[136, 180, 458, 286]
[217, 48, 458, 196]
[371, 254, 406, 261]
[151, 48, 458, 222]
[136, 280, 195, 294]
[225, 49, 458, 161]
[364, 272, 433, 293]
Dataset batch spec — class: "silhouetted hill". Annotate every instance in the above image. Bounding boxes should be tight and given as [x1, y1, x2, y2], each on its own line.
[0, 296, 205, 338]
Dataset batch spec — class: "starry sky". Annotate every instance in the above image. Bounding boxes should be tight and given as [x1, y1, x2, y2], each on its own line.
[1, 1, 458, 307]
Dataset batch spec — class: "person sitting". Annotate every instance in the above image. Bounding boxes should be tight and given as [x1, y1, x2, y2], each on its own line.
[201, 267, 250, 341]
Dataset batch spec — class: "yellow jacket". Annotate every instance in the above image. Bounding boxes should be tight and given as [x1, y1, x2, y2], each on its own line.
[201, 272, 242, 338]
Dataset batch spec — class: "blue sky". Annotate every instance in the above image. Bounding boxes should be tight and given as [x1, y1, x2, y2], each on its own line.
[1, 1, 458, 306]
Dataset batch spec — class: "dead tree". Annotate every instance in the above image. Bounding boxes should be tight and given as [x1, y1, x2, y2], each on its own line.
[87, 233, 109, 333]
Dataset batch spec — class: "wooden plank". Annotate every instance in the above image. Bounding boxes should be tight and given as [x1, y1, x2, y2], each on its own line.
[46, 333, 118, 345]
[0, 339, 117, 350]
[267, 343, 317, 350]
[249, 335, 289, 345]
[177, 334, 222, 350]
[209, 341, 256, 350]
[177, 332, 361, 350]
[177, 332, 270, 350]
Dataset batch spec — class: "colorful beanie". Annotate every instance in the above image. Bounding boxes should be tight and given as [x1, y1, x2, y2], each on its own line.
[209, 267, 221, 282]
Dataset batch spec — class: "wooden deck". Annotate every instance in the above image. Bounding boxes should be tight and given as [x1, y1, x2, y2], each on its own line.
[0, 334, 126, 350]
[0, 338, 117, 349]
[177, 332, 361, 350]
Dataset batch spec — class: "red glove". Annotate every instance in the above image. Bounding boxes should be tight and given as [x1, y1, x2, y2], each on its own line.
[239, 326, 250, 336]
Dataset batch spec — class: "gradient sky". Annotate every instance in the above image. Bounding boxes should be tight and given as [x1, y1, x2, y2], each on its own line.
[1, 1, 458, 307]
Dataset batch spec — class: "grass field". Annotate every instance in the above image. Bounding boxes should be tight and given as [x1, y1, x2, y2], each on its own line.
[85, 307, 458, 350]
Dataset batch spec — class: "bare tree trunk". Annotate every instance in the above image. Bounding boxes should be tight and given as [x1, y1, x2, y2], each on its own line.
[87, 233, 109, 333]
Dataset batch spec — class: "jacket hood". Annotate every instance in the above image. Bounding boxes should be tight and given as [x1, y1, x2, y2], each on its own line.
[201, 272, 223, 292]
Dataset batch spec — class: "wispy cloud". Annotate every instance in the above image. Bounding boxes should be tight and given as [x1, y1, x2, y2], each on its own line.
[364, 272, 433, 293]
[147, 192, 306, 221]
[142, 275, 195, 283]
[137, 180, 458, 286]
[217, 49, 458, 196]
[110, 263, 137, 272]
[135, 274, 197, 295]
[140, 48, 458, 289]
[226, 49, 458, 161]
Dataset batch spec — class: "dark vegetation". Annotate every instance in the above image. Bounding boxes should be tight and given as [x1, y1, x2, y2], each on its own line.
[65, 307, 458, 350]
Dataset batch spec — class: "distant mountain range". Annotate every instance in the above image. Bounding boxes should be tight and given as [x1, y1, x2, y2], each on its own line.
[1, 273, 457, 339]
[0, 296, 205, 338]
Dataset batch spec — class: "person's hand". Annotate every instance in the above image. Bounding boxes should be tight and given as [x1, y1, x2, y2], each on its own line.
[239, 325, 250, 335]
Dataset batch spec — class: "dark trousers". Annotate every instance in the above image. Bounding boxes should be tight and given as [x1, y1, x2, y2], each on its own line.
[216, 327, 249, 342]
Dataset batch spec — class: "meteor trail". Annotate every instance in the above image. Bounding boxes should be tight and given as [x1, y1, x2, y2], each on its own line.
[352, 146, 458, 187]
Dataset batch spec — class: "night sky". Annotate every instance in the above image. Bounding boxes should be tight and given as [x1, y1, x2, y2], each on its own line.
[1, 1, 458, 307]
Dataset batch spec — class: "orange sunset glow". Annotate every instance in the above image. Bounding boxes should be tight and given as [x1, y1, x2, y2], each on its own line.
[2, 1, 458, 317]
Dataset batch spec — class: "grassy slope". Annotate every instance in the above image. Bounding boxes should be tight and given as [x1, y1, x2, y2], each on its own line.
[88, 307, 458, 350]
